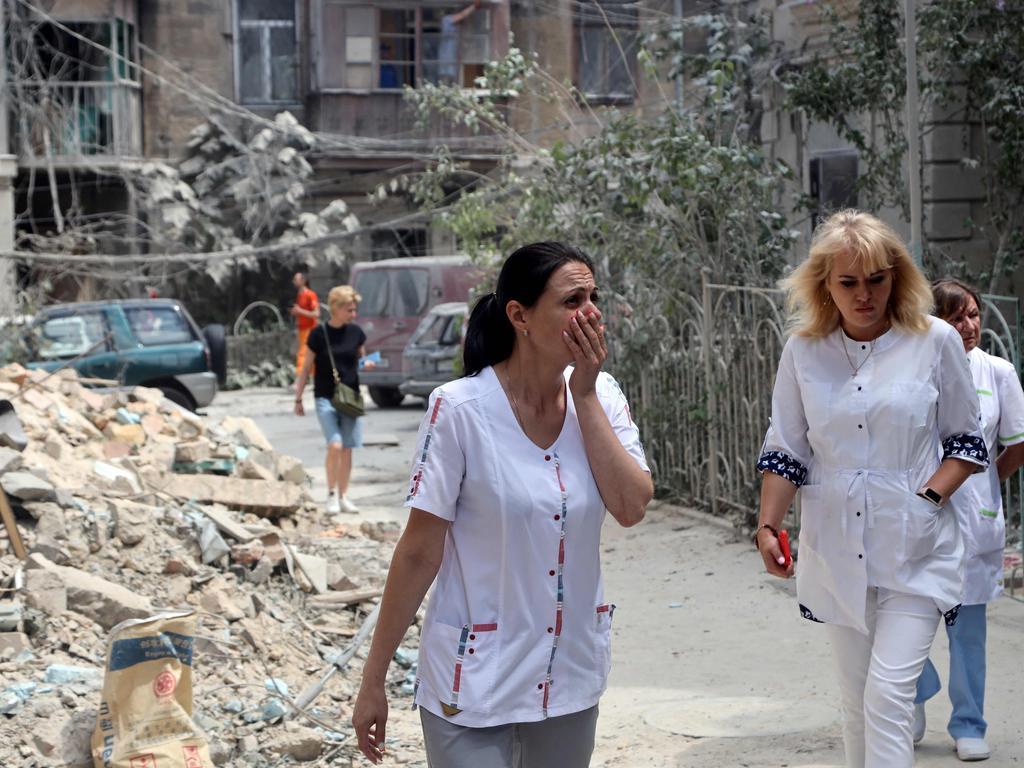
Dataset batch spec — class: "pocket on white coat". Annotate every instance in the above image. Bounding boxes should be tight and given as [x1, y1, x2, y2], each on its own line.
[419, 621, 499, 715]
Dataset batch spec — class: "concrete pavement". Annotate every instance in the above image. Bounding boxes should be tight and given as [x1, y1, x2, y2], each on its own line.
[209, 387, 1024, 767]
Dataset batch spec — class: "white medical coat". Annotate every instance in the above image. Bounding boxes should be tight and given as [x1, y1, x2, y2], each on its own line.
[951, 348, 1024, 604]
[405, 367, 649, 726]
[759, 317, 987, 634]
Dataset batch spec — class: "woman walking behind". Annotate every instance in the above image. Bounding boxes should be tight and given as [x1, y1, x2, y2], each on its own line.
[754, 210, 988, 768]
[294, 285, 375, 515]
[352, 242, 653, 767]
[912, 278, 1024, 761]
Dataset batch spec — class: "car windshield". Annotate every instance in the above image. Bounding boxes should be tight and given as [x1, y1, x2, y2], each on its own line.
[412, 314, 446, 345]
[124, 306, 195, 345]
[35, 313, 108, 359]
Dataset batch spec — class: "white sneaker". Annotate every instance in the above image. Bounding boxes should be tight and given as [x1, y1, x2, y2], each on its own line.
[913, 703, 926, 745]
[326, 492, 341, 515]
[956, 737, 990, 761]
[339, 494, 360, 514]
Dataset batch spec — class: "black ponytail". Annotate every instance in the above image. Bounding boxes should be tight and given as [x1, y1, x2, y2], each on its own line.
[463, 242, 594, 377]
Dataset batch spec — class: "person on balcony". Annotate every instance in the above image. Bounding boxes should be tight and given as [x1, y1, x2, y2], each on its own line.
[912, 278, 1024, 762]
[438, 0, 481, 83]
[754, 210, 988, 767]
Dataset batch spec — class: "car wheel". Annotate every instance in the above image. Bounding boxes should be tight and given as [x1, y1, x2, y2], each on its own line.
[202, 323, 228, 386]
[368, 385, 405, 408]
[160, 386, 196, 412]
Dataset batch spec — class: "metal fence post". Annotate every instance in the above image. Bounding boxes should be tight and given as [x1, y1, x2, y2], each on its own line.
[702, 269, 719, 517]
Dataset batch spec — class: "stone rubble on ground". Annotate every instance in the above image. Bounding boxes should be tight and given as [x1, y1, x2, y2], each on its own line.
[0, 364, 424, 767]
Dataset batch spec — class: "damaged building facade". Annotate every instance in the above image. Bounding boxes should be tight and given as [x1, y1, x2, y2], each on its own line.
[2, 0, 1011, 314]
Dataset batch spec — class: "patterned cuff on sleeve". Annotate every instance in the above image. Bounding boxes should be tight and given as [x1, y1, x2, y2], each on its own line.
[941, 434, 989, 469]
[756, 451, 808, 487]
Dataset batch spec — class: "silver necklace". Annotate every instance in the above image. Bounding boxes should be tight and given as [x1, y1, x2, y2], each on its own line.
[841, 326, 888, 377]
[499, 365, 527, 432]
[842, 338, 874, 377]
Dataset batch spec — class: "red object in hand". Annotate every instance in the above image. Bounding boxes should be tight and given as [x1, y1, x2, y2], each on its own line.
[778, 529, 792, 568]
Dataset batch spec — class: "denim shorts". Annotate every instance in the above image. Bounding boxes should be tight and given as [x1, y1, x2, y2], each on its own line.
[314, 397, 364, 448]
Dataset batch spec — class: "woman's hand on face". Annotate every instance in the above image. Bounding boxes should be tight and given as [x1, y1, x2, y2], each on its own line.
[565, 310, 607, 398]
[352, 682, 388, 764]
[293, 400, 305, 417]
[757, 529, 795, 579]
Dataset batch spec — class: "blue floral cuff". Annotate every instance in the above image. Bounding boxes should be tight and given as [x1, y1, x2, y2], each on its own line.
[941, 434, 989, 470]
[756, 451, 808, 487]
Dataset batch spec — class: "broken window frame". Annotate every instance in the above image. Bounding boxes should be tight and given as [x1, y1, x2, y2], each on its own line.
[574, 0, 639, 104]
[11, 16, 142, 159]
[234, 0, 300, 104]
[316, 1, 493, 93]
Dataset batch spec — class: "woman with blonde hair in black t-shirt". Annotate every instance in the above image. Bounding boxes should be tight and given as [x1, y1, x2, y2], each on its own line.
[295, 285, 377, 514]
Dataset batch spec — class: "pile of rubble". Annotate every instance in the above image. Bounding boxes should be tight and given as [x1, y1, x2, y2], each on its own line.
[0, 364, 421, 767]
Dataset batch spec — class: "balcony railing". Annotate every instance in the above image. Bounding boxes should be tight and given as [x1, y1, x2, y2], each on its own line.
[10, 81, 142, 164]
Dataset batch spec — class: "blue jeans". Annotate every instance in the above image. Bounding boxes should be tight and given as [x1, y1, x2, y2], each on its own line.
[915, 602, 987, 739]
[314, 397, 363, 448]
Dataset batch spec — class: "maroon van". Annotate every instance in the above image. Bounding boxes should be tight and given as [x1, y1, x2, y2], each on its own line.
[351, 255, 482, 407]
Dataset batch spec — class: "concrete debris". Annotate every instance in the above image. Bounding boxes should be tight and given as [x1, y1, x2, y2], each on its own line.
[0, 365, 408, 767]
[1, 471, 56, 501]
[26, 554, 153, 630]
[160, 473, 304, 517]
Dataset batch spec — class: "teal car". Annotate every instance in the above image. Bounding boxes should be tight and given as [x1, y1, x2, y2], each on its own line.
[26, 299, 225, 410]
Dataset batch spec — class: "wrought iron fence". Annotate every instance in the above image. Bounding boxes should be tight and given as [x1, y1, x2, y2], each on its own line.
[619, 275, 1023, 601]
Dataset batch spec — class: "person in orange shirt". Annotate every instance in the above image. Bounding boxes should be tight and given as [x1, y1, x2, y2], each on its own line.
[290, 272, 320, 379]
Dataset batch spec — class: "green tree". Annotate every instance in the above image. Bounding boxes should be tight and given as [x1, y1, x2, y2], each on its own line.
[785, 0, 1024, 292]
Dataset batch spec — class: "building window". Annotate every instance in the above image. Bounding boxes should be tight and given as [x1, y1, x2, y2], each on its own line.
[809, 151, 858, 229]
[371, 228, 429, 260]
[321, 3, 491, 91]
[237, 0, 298, 103]
[576, 0, 638, 102]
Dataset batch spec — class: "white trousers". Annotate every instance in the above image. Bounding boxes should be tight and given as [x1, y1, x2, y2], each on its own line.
[826, 588, 940, 768]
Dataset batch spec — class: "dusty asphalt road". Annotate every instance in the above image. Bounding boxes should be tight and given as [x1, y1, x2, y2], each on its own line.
[206, 388, 1024, 767]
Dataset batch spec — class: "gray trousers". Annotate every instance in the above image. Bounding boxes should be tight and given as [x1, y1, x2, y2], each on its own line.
[419, 705, 599, 768]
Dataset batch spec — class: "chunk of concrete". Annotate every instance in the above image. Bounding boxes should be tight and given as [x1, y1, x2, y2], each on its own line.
[0, 446, 24, 474]
[219, 416, 274, 452]
[160, 474, 303, 517]
[25, 554, 152, 630]
[175, 439, 211, 463]
[91, 461, 143, 495]
[1, 471, 55, 501]
[276, 454, 307, 484]
[24, 569, 67, 614]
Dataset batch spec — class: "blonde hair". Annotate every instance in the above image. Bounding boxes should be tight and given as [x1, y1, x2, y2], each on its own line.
[781, 209, 933, 337]
[327, 285, 361, 309]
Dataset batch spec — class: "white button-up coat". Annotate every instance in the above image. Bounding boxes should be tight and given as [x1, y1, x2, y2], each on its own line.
[405, 366, 649, 727]
[951, 347, 1024, 604]
[759, 317, 988, 634]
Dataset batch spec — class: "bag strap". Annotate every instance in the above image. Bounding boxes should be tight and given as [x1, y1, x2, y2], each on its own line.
[322, 325, 342, 385]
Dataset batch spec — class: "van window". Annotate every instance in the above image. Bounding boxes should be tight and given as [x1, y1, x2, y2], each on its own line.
[36, 312, 109, 359]
[354, 269, 389, 317]
[124, 306, 195, 346]
[393, 269, 429, 316]
[354, 268, 429, 318]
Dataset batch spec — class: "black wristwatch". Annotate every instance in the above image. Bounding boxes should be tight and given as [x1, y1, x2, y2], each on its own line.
[916, 487, 943, 508]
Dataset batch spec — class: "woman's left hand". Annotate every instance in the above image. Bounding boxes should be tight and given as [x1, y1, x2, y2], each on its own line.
[364, 360, 377, 370]
[564, 309, 607, 398]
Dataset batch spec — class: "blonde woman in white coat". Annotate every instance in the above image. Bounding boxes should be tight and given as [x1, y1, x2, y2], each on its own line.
[912, 278, 1024, 762]
[755, 210, 988, 768]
